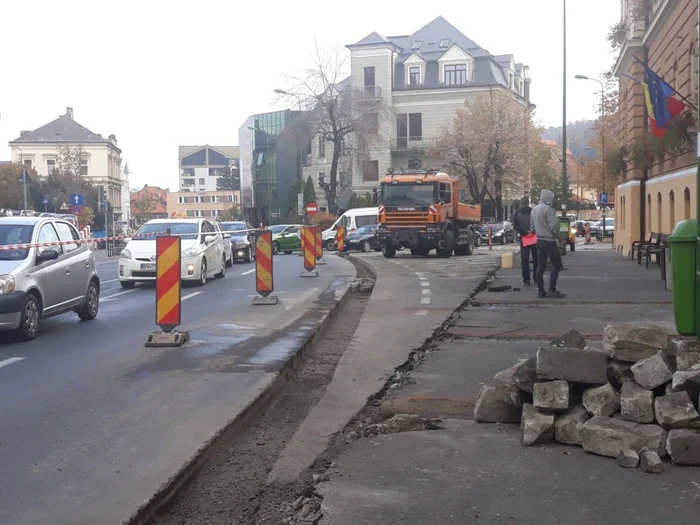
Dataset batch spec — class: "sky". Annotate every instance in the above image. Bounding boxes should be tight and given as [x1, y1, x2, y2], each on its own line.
[0, 0, 620, 190]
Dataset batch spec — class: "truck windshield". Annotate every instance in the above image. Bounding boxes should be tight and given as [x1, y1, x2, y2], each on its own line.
[381, 183, 436, 207]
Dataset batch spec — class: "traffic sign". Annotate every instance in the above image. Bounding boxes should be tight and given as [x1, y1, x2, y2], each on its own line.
[306, 202, 318, 216]
[60, 202, 69, 211]
[70, 205, 83, 215]
[599, 193, 609, 206]
[42, 197, 50, 205]
[70, 193, 84, 206]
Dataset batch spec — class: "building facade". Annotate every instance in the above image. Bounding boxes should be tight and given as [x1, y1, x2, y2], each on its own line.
[178, 145, 239, 192]
[166, 190, 241, 219]
[613, 0, 698, 253]
[9, 107, 125, 221]
[301, 16, 532, 213]
[129, 185, 169, 227]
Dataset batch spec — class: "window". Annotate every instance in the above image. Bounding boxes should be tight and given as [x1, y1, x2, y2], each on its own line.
[396, 114, 408, 147]
[355, 215, 377, 228]
[38, 223, 62, 254]
[439, 38, 450, 48]
[199, 178, 205, 185]
[509, 73, 515, 89]
[363, 112, 379, 134]
[318, 136, 326, 157]
[47, 159, 56, 175]
[178, 196, 184, 204]
[23, 159, 32, 168]
[183, 179, 195, 186]
[444, 64, 467, 85]
[409, 66, 420, 86]
[201, 196, 211, 203]
[408, 113, 422, 141]
[412, 41, 422, 50]
[362, 160, 379, 181]
[80, 159, 88, 176]
[657, 192, 663, 233]
[182, 168, 195, 177]
[54, 221, 80, 253]
[364, 66, 375, 87]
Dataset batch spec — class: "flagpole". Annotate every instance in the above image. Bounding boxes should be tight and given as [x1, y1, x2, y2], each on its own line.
[631, 55, 698, 111]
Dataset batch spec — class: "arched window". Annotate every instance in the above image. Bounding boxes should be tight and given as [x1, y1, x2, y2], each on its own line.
[669, 190, 675, 231]
[647, 193, 652, 232]
[685, 187, 691, 219]
[657, 192, 663, 233]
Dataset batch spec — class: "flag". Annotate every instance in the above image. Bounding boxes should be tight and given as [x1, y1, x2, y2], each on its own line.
[641, 82, 666, 138]
[642, 63, 686, 138]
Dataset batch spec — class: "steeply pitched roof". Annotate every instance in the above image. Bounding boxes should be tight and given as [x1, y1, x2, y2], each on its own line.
[11, 110, 107, 144]
[351, 31, 391, 46]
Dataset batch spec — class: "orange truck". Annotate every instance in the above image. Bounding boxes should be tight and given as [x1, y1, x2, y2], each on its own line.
[377, 169, 481, 258]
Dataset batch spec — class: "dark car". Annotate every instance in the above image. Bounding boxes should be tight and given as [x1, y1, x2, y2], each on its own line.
[477, 221, 515, 244]
[221, 221, 256, 263]
[343, 225, 381, 252]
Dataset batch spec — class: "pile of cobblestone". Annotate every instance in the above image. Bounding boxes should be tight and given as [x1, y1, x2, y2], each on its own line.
[474, 324, 700, 472]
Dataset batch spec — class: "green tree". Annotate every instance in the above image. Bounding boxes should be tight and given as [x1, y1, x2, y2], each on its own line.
[0, 162, 33, 209]
[131, 191, 158, 225]
[303, 176, 317, 205]
[346, 192, 373, 210]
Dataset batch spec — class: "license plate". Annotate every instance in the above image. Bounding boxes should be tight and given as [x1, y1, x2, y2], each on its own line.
[140, 263, 156, 271]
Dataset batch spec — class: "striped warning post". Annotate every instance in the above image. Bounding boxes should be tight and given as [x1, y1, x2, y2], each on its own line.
[337, 225, 345, 252]
[314, 225, 325, 264]
[255, 231, 274, 297]
[301, 226, 317, 273]
[155, 236, 181, 332]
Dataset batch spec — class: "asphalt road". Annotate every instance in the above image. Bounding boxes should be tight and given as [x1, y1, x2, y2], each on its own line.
[0, 252, 355, 525]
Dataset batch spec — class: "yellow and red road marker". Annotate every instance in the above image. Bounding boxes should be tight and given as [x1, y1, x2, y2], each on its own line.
[337, 225, 345, 252]
[253, 231, 278, 305]
[300, 226, 318, 277]
[314, 225, 326, 264]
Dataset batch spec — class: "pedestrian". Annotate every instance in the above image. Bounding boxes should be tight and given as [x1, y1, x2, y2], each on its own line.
[530, 189, 566, 299]
[512, 197, 538, 286]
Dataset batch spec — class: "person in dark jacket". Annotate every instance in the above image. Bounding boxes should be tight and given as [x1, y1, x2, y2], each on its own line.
[512, 197, 538, 286]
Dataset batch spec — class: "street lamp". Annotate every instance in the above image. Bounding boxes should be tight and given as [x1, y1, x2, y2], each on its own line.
[247, 125, 272, 225]
[561, 0, 568, 218]
[14, 146, 28, 212]
[575, 74, 607, 240]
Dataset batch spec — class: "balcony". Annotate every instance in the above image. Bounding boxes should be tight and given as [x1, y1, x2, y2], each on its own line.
[390, 137, 438, 151]
[354, 85, 382, 103]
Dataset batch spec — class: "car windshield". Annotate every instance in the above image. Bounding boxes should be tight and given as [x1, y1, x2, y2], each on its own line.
[354, 226, 376, 235]
[221, 222, 247, 232]
[381, 183, 436, 207]
[268, 225, 287, 234]
[135, 222, 199, 241]
[0, 224, 34, 260]
[483, 222, 503, 230]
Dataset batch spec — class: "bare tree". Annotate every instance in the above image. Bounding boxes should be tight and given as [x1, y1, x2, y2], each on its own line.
[280, 42, 387, 213]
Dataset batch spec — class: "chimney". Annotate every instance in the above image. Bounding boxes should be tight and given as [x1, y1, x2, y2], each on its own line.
[66, 107, 74, 119]
[20, 131, 29, 137]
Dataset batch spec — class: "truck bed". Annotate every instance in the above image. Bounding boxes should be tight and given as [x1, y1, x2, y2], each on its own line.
[456, 203, 481, 223]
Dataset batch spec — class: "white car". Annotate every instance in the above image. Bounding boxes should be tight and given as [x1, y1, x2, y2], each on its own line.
[118, 219, 227, 289]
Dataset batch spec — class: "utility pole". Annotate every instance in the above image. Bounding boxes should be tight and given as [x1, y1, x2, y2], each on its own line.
[560, 0, 568, 218]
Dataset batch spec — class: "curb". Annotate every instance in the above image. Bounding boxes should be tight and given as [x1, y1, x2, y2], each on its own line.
[123, 259, 362, 525]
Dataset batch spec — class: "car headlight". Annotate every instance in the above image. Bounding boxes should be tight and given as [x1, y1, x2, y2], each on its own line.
[234, 241, 247, 248]
[0, 275, 16, 296]
[181, 246, 200, 257]
[120, 248, 132, 259]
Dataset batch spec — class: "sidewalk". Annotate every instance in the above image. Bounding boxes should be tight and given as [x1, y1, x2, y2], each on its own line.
[317, 249, 698, 525]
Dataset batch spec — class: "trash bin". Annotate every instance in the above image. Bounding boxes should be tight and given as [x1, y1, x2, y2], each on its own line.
[669, 219, 697, 336]
[556, 217, 571, 256]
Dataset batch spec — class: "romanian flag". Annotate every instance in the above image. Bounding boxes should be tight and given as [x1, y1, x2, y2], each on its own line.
[641, 63, 686, 138]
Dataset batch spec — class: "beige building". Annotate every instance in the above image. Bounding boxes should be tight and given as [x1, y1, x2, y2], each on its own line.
[9, 107, 125, 221]
[167, 190, 241, 219]
[613, 0, 697, 253]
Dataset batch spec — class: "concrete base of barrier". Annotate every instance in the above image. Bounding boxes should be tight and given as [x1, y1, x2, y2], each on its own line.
[253, 295, 279, 306]
[145, 330, 190, 348]
[316, 258, 326, 265]
[298, 252, 304, 256]
[300, 270, 319, 278]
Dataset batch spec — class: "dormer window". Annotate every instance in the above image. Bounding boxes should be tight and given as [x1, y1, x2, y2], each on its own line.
[439, 38, 450, 48]
[412, 40, 422, 50]
[409, 66, 421, 86]
[445, 64, 467, 86]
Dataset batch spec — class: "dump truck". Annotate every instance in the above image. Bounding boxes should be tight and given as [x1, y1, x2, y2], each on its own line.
[376, 169, 481, 258]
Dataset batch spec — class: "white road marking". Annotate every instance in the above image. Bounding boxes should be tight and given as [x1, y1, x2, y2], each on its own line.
[241, 269, 256, 275]
[181, 291, 203, 302]
[100, 289, 137, 302]
[420, 297, 431, 305]
[420, 281, 430, 287]
[0, 357, 25, 369]
[421, 289, 431, 295]
[283, 288, 319, 311]
[415, 309, 429, 316]
[418, 276, 427, 281]
[101, 278, 119, 284]
[415, 272, 425, 276]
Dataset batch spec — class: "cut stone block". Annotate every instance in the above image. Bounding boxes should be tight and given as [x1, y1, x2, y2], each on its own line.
[671, 370, 700, 392]
[620, 381, 654, 423]
[631, 351, 674, 390]
[607, 360, 634, 389]
[474, 383, 522, 423]
[639, 448, 663, 473]
[654, 391, 700, 430]
[536, 347, 608, 384]
[495, 355, 536, 393]
[616, 449, 639, 468]
[583, 383, 621, 417]
[550, 329, 586, 349]
[675, 340, 700, 371]
[587, 345, 613, 358]
[554, 405, 590, 446]
[603, 323, 669, 363]
[580, 416, 667, 458]
[533, 381, 570, 411]
[666, 429, 700, 465]
[521, 403, 555, 446]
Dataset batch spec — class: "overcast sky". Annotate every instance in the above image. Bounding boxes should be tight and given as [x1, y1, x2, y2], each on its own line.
[0, 0, 619, 189]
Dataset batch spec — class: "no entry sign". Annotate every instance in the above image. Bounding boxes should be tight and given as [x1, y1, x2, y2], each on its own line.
[306, 202, 318, 216]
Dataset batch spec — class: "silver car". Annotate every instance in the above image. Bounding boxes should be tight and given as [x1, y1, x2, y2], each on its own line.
[0, 217, 100, 341]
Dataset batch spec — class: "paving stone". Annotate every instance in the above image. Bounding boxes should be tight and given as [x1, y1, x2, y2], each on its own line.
[631, 351, 674, 390]
[536, 347, 608, 384]
[620, 381, 654, 423]
[666, 429, 700, 465]
[583, 384, 621, 417]
[474, 383, 522, 423]
[554, 405, 590, 446]
[495, 355, 536, 393]
[550, 329, 586, 349]
[654, 391, 700, 429]
[616, 449, 639, 468]
[521, 403, 555, 446]
[639, 448, 663, 473]
[607, 360, 635, 389]
[671, 370, 700, 392]
[675, 340, 700, 371]
[603, 323, 669, 363]
[533, 381, 570, 411]
[580, 416, 667, 458]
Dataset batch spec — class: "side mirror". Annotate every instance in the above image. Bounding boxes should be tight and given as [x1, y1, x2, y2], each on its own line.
[223, 233, 231, 239]
[204, 234, 217, 243]
[37, 249, 59, 263]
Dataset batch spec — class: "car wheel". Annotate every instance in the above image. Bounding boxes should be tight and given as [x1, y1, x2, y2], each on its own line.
[246, 248, 253, 263]
[272, 241, 280, 254]
[15, 293, 40, 341]
[197, 259, 208, 286]
[77, 280, 100, 321]
[120, 281, 135, 289]
[216, 256, 226, 278]
[326, 241, 337, 251]
[362, 241, 372, 252]
[226, 254, 233, 268]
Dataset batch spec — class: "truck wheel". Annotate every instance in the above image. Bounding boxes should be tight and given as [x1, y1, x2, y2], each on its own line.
[437, 230, 454, 258]
[382, 244, 396, 258]
[455, 231, 474, 256]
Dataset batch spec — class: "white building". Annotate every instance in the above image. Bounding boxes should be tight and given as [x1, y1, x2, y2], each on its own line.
[9, 107, 125, 221]
[302, 16, 532, 212]
[178, 145, 239, 192]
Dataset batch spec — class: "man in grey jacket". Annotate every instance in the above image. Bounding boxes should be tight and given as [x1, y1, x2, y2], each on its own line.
[530, 189, 566, 299]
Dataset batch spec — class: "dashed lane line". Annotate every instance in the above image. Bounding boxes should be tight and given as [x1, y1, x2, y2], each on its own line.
[0, 357, 25, 369]
[181, 291, 203, 302]
[241, 269, 256, 276]
[100, 289, 137, 302]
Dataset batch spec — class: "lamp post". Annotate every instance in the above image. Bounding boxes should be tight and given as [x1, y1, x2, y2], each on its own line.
[561, 0, 568, 218]
[15, 146, 28, 212]
[575, 74, 607, 240]
[247, 126, 272, 226]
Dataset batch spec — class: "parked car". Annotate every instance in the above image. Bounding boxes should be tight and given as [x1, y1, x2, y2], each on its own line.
[268, 224, 302, 254]
[118, 219, 226, 288]
[213, 221, 233, 267]
[0, 217, 100, 341]
[322, 207, 379, 249]
[477, 221, 515, 244]
[221, 221, 256, 263]
[342, 225, 382, 252]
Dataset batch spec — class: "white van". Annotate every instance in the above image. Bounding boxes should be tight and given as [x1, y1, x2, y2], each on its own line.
[323, 207, 379, 249]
